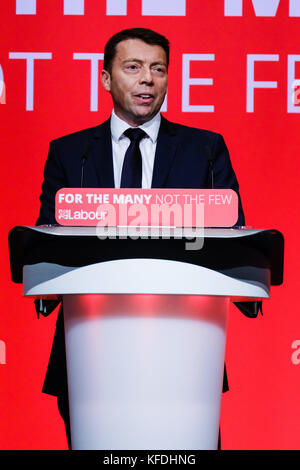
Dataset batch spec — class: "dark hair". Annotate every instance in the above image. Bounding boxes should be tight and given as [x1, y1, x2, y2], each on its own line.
[104, 28, 170, 74]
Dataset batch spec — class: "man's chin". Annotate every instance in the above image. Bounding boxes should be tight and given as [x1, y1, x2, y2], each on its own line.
[131, 108, 158, 124]
[116, 106, 160, 126]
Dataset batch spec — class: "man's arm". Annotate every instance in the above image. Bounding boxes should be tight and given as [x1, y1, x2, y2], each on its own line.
[211, 134, 262, 317]
[211, 133, 245, 227]
[36, 140, 66, 226]
[35, 140, 66, 316]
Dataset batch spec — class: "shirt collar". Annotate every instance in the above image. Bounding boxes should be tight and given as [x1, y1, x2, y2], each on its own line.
[110, 109, 161, 144]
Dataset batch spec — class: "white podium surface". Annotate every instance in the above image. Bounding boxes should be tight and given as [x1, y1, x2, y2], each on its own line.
[8, 226, 284, 450]
[64, 294, 228, 450]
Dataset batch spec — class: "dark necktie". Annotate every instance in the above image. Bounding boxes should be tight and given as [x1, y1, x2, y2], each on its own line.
[120, 127, 147, 188]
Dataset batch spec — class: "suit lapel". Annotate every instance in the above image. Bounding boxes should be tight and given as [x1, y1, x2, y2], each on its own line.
[89, 115, 179, 189]
[90, 118, 115, 188]
[151, 116, 178, 188]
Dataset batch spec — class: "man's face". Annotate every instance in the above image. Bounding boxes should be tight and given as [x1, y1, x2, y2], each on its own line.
[101, 39, 168, 126]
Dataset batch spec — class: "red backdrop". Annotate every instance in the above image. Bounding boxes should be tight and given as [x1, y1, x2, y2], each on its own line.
[1, 0, 299, 450]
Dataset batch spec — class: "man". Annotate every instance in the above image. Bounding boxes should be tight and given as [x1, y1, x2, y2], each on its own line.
[36, 28, 246, 449]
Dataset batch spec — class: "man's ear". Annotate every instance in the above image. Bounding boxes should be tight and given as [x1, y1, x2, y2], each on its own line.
[101, 69, 111, 92]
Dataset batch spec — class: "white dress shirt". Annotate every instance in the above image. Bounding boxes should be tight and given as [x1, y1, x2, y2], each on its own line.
[110, 109, 161, 188]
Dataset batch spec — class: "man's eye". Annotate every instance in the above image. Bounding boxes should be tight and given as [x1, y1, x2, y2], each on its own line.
[126, 64, 139, 70]
[153, 66, 166, 74]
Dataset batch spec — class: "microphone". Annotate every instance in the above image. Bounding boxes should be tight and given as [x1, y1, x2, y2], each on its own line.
[205, 145, 215, 189]
[80, 143, 90, 188]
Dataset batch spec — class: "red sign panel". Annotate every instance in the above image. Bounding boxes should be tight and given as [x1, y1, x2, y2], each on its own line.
[55, 188, 238, 227]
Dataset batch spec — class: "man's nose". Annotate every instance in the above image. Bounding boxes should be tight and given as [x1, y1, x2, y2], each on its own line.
[139, 66, 153, 84]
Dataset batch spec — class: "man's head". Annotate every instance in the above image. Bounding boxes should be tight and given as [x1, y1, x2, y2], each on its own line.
[103, 28, 170, 74]
[101, 28, 169, 127]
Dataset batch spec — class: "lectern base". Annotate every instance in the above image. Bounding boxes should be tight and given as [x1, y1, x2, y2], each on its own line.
[63, 294, 229, 450]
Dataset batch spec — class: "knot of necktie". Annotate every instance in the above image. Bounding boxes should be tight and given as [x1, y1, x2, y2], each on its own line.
[123, 127, 147, 143]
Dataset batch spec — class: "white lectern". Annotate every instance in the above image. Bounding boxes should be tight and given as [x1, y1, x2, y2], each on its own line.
[8, 226, 284, 450]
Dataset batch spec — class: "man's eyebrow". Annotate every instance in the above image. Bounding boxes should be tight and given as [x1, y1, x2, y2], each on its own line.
[151, 61, 167, 67]
[122, 59, 167, 66]
[122, 58, 143, 64]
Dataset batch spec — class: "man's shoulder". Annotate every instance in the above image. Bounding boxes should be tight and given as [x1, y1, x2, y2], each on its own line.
[49, 119, 110, 147]
[161, 116, 222, 141]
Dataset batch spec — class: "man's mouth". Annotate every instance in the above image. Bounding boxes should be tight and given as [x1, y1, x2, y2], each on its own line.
[134, 93, 155, 104]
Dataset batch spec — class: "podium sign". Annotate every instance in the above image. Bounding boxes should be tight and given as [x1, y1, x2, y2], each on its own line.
[55, 188, 238, 227]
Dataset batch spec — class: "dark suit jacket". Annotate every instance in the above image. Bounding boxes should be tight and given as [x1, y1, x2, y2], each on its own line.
[36, 115, 245, 397]
[37, 116, 245, 226]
